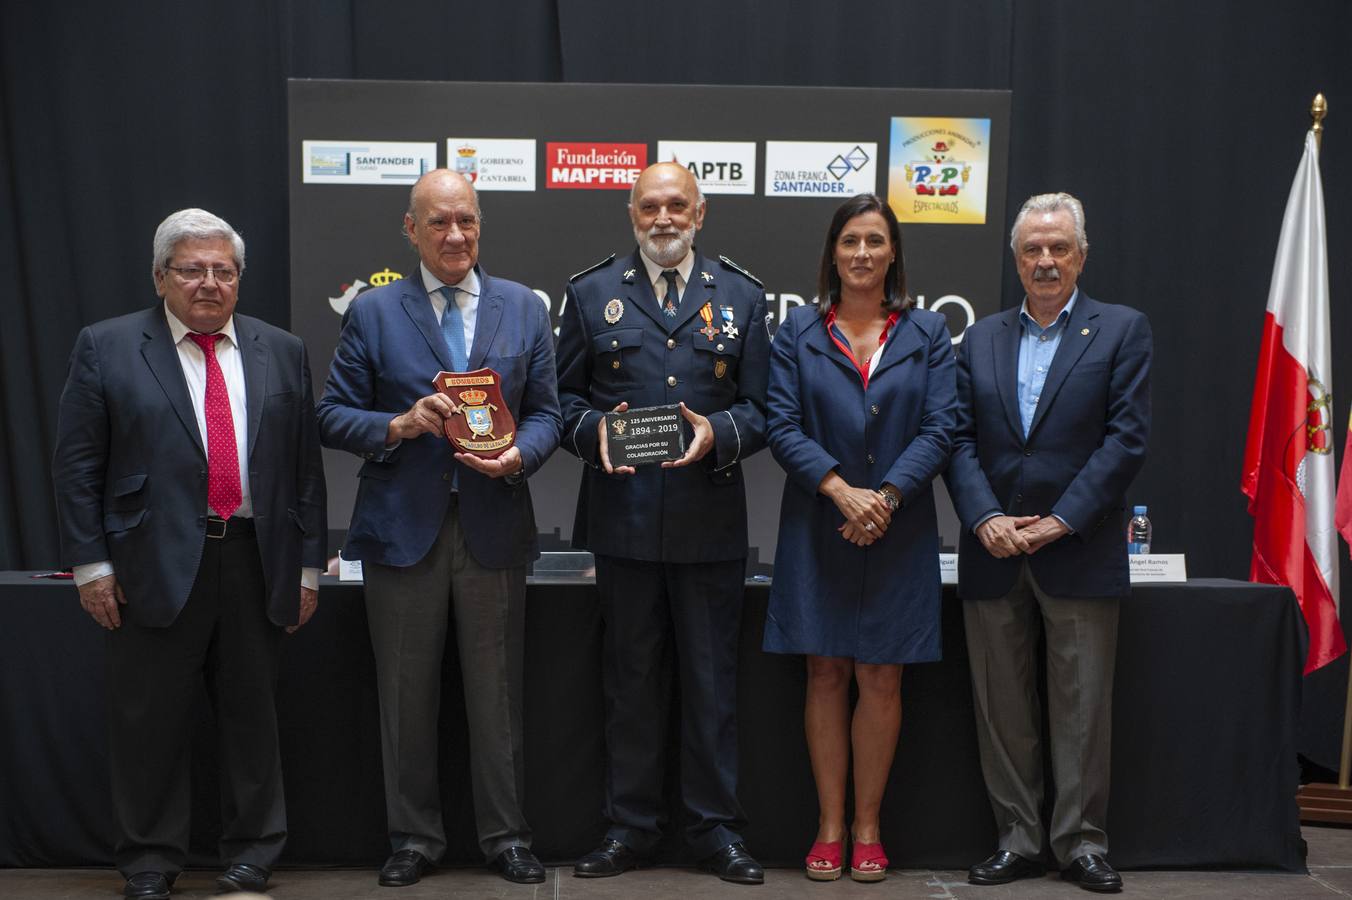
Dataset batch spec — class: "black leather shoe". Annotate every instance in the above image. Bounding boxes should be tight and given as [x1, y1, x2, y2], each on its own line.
[379, 849, 432, 887]
[968, 850, 1045, 885]
[124, 872, 171, 900]
[573, 839, 642, 877]
[493, 846, 546, 884]
[1061, 854, 1122, 893]
[216, 862, 269, 894]
[701, 842, 764, 885]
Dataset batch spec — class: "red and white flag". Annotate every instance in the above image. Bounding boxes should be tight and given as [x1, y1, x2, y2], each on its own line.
[1241, 129, 1344, 674]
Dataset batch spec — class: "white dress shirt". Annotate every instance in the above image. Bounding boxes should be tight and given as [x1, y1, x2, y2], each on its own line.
[165, 305, 254, 518]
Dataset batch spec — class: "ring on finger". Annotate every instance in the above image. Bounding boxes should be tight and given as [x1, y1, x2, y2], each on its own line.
[865, 522, 875, 531]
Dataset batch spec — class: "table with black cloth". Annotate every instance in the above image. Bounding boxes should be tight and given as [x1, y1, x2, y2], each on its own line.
[0, 573, 1305, 871]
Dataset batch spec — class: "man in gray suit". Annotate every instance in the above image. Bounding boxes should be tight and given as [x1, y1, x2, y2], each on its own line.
[53, 208, 327, 900]
[946, 193, 1151, 894]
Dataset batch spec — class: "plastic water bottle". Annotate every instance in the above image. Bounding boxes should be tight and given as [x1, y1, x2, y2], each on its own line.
[1127, 506, 1152, 555]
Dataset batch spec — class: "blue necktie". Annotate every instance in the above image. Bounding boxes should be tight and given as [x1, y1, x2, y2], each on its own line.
[440, 286, 468, 371]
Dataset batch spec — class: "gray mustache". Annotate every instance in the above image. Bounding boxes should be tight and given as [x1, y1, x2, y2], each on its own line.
[1032, 267, 1060, 282]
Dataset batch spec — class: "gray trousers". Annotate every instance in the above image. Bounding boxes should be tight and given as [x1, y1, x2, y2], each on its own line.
[962, 562, 1119, 864]
[364, 498, 530, 861]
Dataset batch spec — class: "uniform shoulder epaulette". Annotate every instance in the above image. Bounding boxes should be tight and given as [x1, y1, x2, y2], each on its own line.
[569, 254, 616, 282]
[718, 255, 763, 288]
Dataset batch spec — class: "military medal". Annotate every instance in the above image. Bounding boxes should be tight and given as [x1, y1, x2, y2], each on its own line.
[604, 298, 624, 324]
[720, 305, 739, 339]
[434, 368, 517, 459]
[700, 271, 713, 282]
[664, 296, 678, 317]
[698, 303, 719, 341]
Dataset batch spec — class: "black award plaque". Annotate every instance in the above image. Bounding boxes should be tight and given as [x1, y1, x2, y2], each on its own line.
[604, 404, 686, 467]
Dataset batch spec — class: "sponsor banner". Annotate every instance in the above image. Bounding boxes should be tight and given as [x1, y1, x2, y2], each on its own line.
[887, 117, 991, 224]
[301, 140, 436, 184]
[657, 141, 757, 195]
[447, 138, 537, 191]
[764, 141, 877, 197]
[546, 142, 647, 189]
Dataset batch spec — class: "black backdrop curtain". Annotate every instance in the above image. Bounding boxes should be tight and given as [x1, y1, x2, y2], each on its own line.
[2, 0, 1350, 763]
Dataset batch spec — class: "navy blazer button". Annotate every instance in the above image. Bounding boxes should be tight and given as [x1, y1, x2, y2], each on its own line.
[611, 339, 619, 348]
[1016, 493, 1023, 502]
[1024, 449, 1033, 457]
[667, 338, 676, 349]
[871, 404, 879, 415]
[667, 376, 677, 387]
[867, 453, 875, 464]
[442, 473, 450, 481]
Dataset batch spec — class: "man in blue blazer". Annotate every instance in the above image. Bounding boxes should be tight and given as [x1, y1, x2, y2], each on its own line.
[317, 170, 561, 886]
[52, 208, 326, 900]
[946, 193, 1151, 894]
[556, 162, 769, 884]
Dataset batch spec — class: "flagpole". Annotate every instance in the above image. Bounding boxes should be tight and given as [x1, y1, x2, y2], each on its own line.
[1308, 92, 1352, 794]
[1293, 91, 1352, 820]
[1313, 93, 1326, 151]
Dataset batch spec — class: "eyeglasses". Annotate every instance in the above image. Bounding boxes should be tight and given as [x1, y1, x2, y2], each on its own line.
[165, 265, 239, 285]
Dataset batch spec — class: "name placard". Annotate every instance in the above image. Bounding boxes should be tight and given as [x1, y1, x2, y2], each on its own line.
[940, 553, 958, 585]
[1128, 554, 1188, 583]
[338, 556, 364, 583]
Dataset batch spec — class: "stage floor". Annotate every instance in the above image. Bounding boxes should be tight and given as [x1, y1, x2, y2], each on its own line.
[0, 824, 1345, 898]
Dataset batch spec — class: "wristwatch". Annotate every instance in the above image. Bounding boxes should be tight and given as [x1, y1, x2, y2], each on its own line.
[877, 485, 901, 511]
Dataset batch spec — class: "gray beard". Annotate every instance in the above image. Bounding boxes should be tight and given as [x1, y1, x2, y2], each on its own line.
[636, 225, 694, 268]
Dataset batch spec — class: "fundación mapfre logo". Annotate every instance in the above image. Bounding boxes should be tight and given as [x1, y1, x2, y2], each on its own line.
[887, 117, 991, 224]
[301, 140, 437, 185]
[447, 138, 537, 191]
[546, 142, 647, 190]
[327, 267, 405, 316]
[656, 141, 757, 195]
[764, 141, 877, 197]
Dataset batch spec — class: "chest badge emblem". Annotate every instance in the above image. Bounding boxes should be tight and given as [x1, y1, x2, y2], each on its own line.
[604, 298, 625, 324]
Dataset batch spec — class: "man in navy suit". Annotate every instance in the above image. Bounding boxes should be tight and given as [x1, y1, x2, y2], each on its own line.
[556, 162, 770, 884]
[317, 169, 561, 886]
[52, 208, 326, 900]
[946, 193, 1151, 894]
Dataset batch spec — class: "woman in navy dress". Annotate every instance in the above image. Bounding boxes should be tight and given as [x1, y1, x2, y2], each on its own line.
[764, 194, 956, 882]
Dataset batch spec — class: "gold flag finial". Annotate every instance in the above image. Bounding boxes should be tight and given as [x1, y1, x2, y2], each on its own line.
[1312, 93, 1327, 149]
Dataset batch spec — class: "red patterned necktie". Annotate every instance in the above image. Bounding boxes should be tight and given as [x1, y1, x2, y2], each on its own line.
[188, 333, 242, 519]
